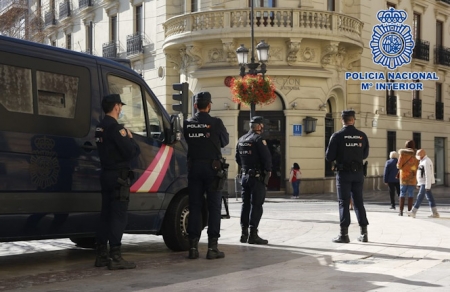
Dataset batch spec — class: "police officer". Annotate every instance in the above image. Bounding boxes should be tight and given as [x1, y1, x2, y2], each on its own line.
[183, 91, 229, 260]
[325, 110, 369, 243]
[236, 116, 272, 244]
[94, 94, 140, 269]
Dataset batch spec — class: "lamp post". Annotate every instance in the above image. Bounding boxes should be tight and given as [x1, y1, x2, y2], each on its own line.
[235, 0, 270, 119]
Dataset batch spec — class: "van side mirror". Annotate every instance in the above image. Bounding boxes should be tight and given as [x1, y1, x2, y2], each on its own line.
[169, 114, 181, 143]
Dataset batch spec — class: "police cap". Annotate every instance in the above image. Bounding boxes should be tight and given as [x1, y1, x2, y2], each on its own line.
[194, 92, 212, 103]
[103, 94, 126, 105]
[250, 116, 265, 124]
[341, 110, 355, 118]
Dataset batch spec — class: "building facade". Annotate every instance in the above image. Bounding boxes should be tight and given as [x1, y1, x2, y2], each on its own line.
[1, 0, 449, 193]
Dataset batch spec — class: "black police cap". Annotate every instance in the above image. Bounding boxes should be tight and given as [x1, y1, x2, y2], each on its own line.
[194, 92, 212, 103]
[103, 94, 126, 105]
[341, 110, 355, 118]
[250, 116, 265, 124]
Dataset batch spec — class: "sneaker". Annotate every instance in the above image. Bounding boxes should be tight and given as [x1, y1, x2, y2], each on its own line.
[291, 196, 296, 199]
[295, 196, 299, 199]
[407, 211, 416, 218]
[428, 213, 440, 218]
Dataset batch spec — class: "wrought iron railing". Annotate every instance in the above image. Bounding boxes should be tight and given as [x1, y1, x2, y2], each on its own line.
[435, 46, 450, 66]
[386, 95, 397, 115]
[436, 102, 444, 120]
[59, 1, 70, 20]
[102, 41, 118, 58]
[413, 39, 429, 61]
[79, 0, 92, 9]
[126, 33, 143, 56]
[44, 11, 56, 27]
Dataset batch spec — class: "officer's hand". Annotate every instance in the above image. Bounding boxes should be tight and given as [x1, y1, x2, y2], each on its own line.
[126, 129, 133, 138]
[416, 186, 420, 189]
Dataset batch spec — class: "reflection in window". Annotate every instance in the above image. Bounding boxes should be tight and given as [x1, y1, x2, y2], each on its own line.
[145, 92, 164, 141]
[37, 71, 78, 118]
[0, 64, 33, 114]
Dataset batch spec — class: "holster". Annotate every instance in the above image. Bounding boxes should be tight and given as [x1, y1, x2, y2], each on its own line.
[363, 161, 368, 177]
[212, 158, 229, 191]
[115, 170, 133, 201]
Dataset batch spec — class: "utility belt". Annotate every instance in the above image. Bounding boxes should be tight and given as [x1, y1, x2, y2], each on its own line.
[334, 161, 363, 173]
[188, 158, 229, 191]
[241, 168, 270, 185]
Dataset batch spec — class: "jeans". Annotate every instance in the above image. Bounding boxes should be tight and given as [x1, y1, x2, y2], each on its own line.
[292, 180, 300, 196]
[400, 184, 415, 198]
[413, 185, 436, 209]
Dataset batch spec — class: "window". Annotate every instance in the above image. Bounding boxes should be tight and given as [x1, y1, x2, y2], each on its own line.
[387, 2, 396, 8]
[111, 15, 117, 43]
[412, 80, 420, 100]
[412, 80, 421, 118]
[327, 0, 335, 11]
[413, 13, 421, 41]
[386, 79, 396, 115]
[107, 75, 164, 140]
[251, 0, 276, 7]
[436, 83, 444, 120]
[413, 133, 421, 150]
[66, 33, 71, 50]
[135, 5, 142, 34]
[191, 0, 198, 12]
[436, 83, 442, 103]
[86, 21, 93, 54]
[437, 21, 443, 48]
[387, 131, 396, 159]
[51, 40, 56, 47]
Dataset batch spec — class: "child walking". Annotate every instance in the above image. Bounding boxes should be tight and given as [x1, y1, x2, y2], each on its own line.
[289, 163, 302, 199]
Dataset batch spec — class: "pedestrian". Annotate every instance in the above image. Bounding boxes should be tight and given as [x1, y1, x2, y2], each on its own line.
[183, 91, 229, 260]
[325, 110, 370, 243]
[397, 140, 419, 216]
[236, 116, 272, 245]
[94, 94, 141, 270]
[384, 151, 400, 209]
[408, 149, 440, 218]
[288, 163, 301, 199]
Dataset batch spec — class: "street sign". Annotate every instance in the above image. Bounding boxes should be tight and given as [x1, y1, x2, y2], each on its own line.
[293, 124, 302, 136]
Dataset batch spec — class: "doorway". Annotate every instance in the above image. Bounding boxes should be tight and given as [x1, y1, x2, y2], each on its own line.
[434, 137, 445, 185]
[324, 100, 335, 177]
[238, 111, 285, 191]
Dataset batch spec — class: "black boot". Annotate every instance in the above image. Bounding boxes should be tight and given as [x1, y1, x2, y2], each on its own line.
[358, 226, 368, 242]
[332, 227, 350, 243]
[94, 244, 109, 267]
[248, 228, 268, 244]
[206, 237, 225, 259]
[240, 227, 249, 243]
[108, 246, 136, 270]
[188, 238, 199, 259]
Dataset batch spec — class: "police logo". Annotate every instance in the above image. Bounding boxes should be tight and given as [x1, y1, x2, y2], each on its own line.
[370, 8, 414, 70]
[119, 129, 127, 137]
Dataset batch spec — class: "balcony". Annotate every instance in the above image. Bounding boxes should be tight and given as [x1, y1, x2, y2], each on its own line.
[59, 1, 70, 20]
[44, 11, 56, 27]
[412, 99, 422, 118]
[103, 41, 118, 58]
[436, 101, 444, 120]
[413, 39, 429, 61]
[126, 33, 144, 56]
[386, 95, 397, 115]
[436, 0, 450, 5]
[0, 0, 27, 18]
[79, 0, 93, 9]
[435, 46, 450, 66]
[163, 8, 363, 50]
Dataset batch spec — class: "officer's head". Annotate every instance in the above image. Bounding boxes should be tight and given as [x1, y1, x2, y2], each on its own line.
[193, 92, 212, 113]
[341, 110, 355, 125]
[102, 94, 126, 120]
[249, 116, 265, 133]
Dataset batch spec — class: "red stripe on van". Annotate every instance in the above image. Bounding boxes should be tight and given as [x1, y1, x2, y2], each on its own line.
[130, 145, 169, 192]
[149, 146, 173, 192]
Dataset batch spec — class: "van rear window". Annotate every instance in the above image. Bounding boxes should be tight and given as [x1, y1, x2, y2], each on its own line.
[0, 64, 33, 114]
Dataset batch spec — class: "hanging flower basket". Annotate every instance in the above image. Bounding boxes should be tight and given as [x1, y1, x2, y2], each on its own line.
[230, 74, 276, 106]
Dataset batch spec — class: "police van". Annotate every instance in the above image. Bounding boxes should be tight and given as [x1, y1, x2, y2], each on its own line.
[0, 35, 227, 251]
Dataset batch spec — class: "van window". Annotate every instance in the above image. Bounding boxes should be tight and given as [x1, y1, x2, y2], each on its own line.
[107, 75, 164, 140]
[0, 64, 33, 114]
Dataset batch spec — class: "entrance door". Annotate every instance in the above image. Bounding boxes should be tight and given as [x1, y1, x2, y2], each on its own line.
[434, 137, 445, 185]
[238, 111, 285, 191]
[325, 114, 335, 177]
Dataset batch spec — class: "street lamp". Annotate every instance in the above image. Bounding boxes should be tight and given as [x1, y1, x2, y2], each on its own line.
[235, 0, 270, 119]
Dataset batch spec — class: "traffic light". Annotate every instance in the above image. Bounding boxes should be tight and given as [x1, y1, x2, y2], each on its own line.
[172, 82, 189, 117]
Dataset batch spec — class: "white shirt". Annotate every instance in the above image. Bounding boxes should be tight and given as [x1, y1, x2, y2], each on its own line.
[416, 155, 435, 189]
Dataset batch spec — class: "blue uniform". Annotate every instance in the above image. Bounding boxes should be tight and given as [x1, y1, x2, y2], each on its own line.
[95, 115, 140, 247]
[326, 124, 369, 228]
[236, 130, 272, 229]
[183, 112, 229, 240]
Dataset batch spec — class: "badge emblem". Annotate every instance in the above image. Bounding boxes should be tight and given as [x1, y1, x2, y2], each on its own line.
[119, 129, 127, 137]
[370, 8, 414, 70]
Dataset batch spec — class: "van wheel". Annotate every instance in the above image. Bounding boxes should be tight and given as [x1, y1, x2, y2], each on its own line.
[162, 193, 190, 251]
[70, 237, 96, 249]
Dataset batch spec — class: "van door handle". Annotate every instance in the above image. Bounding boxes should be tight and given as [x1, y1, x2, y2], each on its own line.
[81, 142, 97, 152]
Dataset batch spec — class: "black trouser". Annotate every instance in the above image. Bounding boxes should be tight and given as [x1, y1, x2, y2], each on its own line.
[187, 161, 222, 239]
[96, 170, 129, 247]
[240, 175, 266, 229]
[336, 171, 368, 228]
[388, 182, 400, 206]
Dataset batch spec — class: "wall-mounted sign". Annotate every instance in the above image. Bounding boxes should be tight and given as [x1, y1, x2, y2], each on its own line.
[293, 124, 302, 136]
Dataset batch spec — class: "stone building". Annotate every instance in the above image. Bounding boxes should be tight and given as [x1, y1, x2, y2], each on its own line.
[1, 0, 449, 193]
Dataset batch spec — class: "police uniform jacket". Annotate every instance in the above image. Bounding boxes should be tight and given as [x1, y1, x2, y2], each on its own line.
[95, 115, 140, 170]
[183, 112, 229, 161]
[325, 125, 369, 170]
[235, 130, 272, 173]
